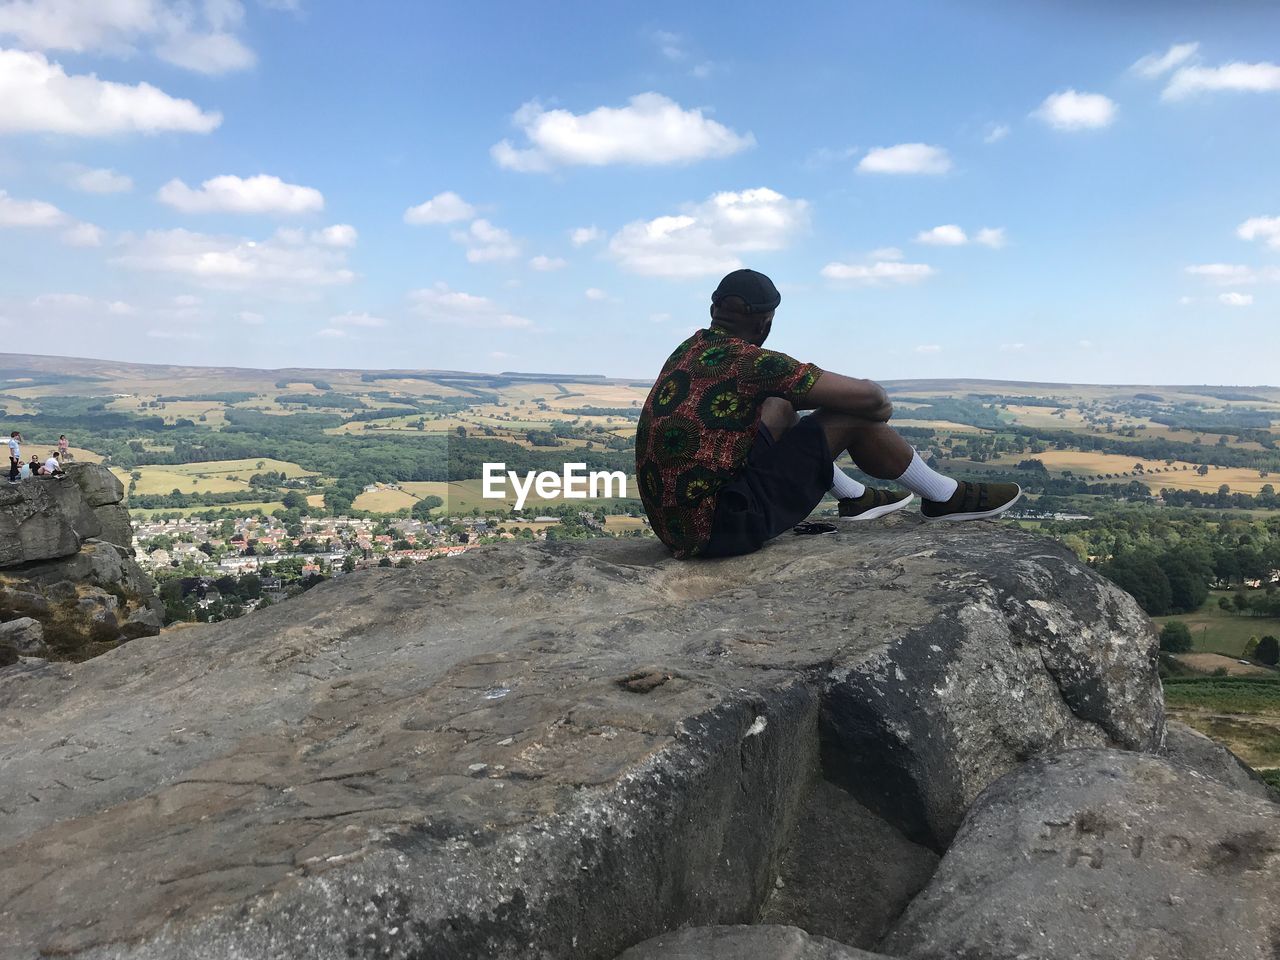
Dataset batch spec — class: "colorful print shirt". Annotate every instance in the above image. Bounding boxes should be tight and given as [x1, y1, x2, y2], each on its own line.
[635, 328, 822, 557]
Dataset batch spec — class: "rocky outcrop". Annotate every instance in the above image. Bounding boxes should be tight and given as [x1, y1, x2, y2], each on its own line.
[759, 781, 938, 947]
[0, 463, 160, 661]
[881, 748, 1280, 960]
[615, 925, 891, 959]
[0, 519, 1169, 959]
[1163, 719, 1280, 803]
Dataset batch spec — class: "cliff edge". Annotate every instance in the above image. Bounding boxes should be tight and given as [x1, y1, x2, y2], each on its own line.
[0, 463, 162, 663]
[0, 516, 1271, 959]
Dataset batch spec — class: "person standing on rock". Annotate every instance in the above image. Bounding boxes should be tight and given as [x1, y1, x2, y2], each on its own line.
[635, 268, 1022, 558]
[7, 431, 21, 485]
[58, 435, 69, 460]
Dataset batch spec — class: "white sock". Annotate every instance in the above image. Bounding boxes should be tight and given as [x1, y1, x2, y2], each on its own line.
[830, 464, 866, 500]
[896, 451, 959, 502]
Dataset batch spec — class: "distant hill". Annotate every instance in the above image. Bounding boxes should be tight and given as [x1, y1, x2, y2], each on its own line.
[2, 352, 1276, 397]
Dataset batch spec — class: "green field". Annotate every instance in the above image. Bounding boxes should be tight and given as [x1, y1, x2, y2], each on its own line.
[1164, 676, 1280, 714]
[1153, 591, 1280, 657]
[1164, 675, 1280, 771]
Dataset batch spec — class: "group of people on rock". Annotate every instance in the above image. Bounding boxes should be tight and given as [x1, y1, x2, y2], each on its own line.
[6, 432, 70, 484]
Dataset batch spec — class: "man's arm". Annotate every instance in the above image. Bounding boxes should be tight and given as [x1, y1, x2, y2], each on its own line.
[797, 371, 893, 421]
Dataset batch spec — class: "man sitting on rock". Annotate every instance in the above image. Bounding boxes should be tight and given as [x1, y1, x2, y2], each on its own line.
[635, 268, 1021, 558]
[40, 452, 66, 479]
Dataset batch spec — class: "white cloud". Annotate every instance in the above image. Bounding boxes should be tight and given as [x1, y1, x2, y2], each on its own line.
[913, 225, 1005, 249]
[821, 260, 935, 285]
[983, 123, 1010, 144]
[0, 48, 221, 135]
[23, 293, 141, 320]
[238, 310, 264, 324]
[452, 218, 520, 263]
[157, 174, 324, 215]
[1032, 89, 1117, 130]
[0, 189, 102, 246]
[272, 225, 354, 248]
[316, 328, 345, 339]
[0, 0, 256, 75]
[916, 224, 967, 246]
[999, 342, 1027, 352]
[570, 225, 602, 246]
[1219, 292, 1253, 307]
[404, 190, 475, 225]
[1185, 263, 1267, 285]
[975, 227, 1006, 249]
[914, 344, 942, 354]
[869, 246, 904, 261]
[584, 287, 607, 300]
[1177, 296, 1194, 306]
[0, 188, 67, 226]
[156, 28, 254, 75]
[0, 0, 158, 52]
[31, 292, 92, 309]
[857, 143, 951, 175]
[529, 255, 566, 271]
[1131, 42, 1200, 78]
[409, 282, 531, 328]
[62, 222, 103, 247]
[652, 29, 685, 61]
[491, 93, 754, 171]
[67, 165, 133, 193]
[1237, 216, 1280, 250]
[609, 186, 808, 278]
[312, 223, 356, 247]
[1163, 61, 1280, 100]
[113, 227, 357, 287]
[1078, 339, 1094, 349]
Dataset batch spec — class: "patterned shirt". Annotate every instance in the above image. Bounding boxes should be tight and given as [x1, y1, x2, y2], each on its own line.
[635, 327, 822, 557]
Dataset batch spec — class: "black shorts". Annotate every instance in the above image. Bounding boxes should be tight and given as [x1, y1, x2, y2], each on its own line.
[700, 415, 834, 558]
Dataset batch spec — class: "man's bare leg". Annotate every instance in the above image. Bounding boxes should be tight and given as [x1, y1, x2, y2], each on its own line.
[809, 408, 958, 501]
[759, 397, 799, 440]
[761, 399, 868, 500]
[808, 407, 1023, 521]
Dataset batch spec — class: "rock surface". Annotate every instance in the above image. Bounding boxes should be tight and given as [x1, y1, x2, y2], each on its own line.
[614, 925, 890, 959]
[882, 748, 1280, 960]
[0, 617, 45, 656]
[0, 519, 1164, 959]
[1164, 719, 1279, 803]
[66, 462, 126, 509]
[760, 780, 938, 948]
[0, 475, 82, 566]
[0, 464, 159, 660]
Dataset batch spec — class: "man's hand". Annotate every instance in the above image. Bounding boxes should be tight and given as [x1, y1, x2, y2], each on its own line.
[801, 371, 893, 421]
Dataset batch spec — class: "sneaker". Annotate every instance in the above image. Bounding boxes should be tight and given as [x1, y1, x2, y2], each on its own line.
[838, 488, 914, 521]
[920, 481, 1022, 522]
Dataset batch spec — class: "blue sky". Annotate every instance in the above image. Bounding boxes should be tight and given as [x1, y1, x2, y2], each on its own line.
[1, 1, 1278, 384]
